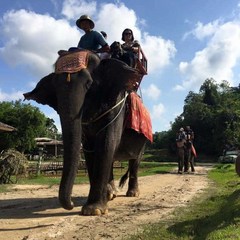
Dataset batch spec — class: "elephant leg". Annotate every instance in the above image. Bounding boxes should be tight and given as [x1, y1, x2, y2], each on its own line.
[126, 159, 140, 197]
[189, 155, 195, 172]
[81, 171, 110, 215]
[84, 151, 94, 184]
[81, 144, 114, 215]
[107, 164, 118, 200]
[184, 149, 190, 172]
[177, 147, 184, 173]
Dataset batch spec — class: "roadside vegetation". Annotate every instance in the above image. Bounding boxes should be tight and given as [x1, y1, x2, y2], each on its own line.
[127, 164, 240, 240]
[1, 78, 240, 160]
[0, 161, 177, 192]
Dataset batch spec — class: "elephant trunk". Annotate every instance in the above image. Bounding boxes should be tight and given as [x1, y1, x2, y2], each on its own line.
[59, 116, 82, 210]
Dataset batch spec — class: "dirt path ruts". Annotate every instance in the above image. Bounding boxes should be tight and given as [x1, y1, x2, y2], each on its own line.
[0, 165, 212, 240]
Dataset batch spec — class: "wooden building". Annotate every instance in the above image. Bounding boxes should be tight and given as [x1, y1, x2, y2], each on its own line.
[35, 137, 63, 157]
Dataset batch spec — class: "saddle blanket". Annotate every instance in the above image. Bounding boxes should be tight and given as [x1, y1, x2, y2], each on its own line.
[55, 50, 88, 74]
[126, 92, 153, 142]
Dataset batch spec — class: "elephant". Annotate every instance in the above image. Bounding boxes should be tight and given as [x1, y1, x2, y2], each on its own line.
[23, 49, 151, 215]
[176, 139, 196, 173]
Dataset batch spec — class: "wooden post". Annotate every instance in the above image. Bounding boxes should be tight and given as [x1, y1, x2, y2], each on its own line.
[235, 155, 240, 176]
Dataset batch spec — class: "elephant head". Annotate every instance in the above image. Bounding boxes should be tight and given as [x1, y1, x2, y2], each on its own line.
[24, 50, 100, 210]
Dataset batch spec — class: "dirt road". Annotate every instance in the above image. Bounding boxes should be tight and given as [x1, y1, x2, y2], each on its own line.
[0, 165, 212, 240]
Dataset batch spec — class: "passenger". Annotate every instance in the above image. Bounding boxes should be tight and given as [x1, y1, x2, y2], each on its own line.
[121, 28, 140, 67]
[99, 31, 111, 59]
[100, 31, 107, 39]
[110, 28, 140, 68]
[121, 28, 140, 54]
[76, 15, 110, 54]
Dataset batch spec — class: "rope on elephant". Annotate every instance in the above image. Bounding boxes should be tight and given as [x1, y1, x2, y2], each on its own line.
[82, 92, 129, 125]
[82, 92, 129, 153]
[95, 94, 128, 136]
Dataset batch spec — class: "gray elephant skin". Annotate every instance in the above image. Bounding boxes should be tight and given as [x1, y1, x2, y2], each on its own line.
[24, 50, 148, 215]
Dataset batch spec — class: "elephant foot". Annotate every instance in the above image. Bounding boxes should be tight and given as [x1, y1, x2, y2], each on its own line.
[126, 189, 140, 197]
[108, 192, 117, 201]
[59, 197, 74, 210]
[107, 182, 118, 201]
[81, 203, 108, 216]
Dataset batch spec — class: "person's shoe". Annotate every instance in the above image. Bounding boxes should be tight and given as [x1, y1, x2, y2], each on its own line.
[178, 171, 182, 174]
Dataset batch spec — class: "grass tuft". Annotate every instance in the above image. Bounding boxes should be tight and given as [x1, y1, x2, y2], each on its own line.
[127, 164, 240, 240]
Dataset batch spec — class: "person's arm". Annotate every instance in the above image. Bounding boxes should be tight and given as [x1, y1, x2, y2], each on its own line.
[95, 44, 110, 53]
[131, 40, 140, 53]
[94, 31, 110, 53]
[131, 46, 139, 53]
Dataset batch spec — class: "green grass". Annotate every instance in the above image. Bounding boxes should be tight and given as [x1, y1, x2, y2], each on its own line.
[0, 184, 9, 193]
[138, 162, 177, 176]
[126, 164, 240, 240]
[0, 161, 176, 192]
[143, 149, 176, 162]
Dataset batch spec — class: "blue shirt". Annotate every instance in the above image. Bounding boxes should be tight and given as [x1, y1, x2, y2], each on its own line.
[77, 30, 108, 51]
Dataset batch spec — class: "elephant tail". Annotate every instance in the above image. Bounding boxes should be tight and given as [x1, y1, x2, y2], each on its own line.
[119, 168, 129, 188]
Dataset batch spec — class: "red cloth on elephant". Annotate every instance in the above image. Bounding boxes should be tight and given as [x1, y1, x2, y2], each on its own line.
[55, 50, 88, 74]
[191, 145, 197, 158]
[126, 92, 153, 142]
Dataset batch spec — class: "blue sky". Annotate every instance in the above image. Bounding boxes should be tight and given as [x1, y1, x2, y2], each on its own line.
[1, 0, 240, 133]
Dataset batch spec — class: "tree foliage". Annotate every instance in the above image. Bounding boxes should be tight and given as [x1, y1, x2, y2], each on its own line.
[0, 100, 58, 152]
[150, 78, 240, 156]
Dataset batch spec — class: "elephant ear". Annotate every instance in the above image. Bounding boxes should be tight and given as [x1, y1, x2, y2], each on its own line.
[97, 58, 141, 90]
[23, 73, 58, 112]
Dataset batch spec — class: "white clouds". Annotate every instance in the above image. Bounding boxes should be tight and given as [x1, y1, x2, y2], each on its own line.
[96, 3, 139, 42]
[142, 84, 161, 100]
[94, 3, 176, 73]
[151, 103, 165, 120]
[141, 34, 176, 73]
[0, 1, 176, 133]
[0, 2, 175, 78]
[148, 102, 166, 132]
[61, 0, 96, 20]
[0, 9, 80, 77]
[183, 20, 220, 40]
[177, 20, 240, 91]
[0, 89, 23, 101]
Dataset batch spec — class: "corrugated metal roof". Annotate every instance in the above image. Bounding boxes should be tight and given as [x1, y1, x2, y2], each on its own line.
[0, 122, 16, 132]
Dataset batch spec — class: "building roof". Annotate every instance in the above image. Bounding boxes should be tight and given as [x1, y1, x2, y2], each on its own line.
[36, 140, 63, 145]
[0, 122, 16, 132]
[35, 137, 63, 145]
[35, 137, 53, 142]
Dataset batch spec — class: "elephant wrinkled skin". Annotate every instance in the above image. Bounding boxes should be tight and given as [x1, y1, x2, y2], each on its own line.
[24, 50, 149, 215]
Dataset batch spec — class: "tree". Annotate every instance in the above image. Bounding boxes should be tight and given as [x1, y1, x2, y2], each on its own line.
[145, 79, 240, 157]
[158, 78, 240, 157]
[0, 100, 58, 152]
[200, 78, 220, 106]
[45, 118, 58, 139]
